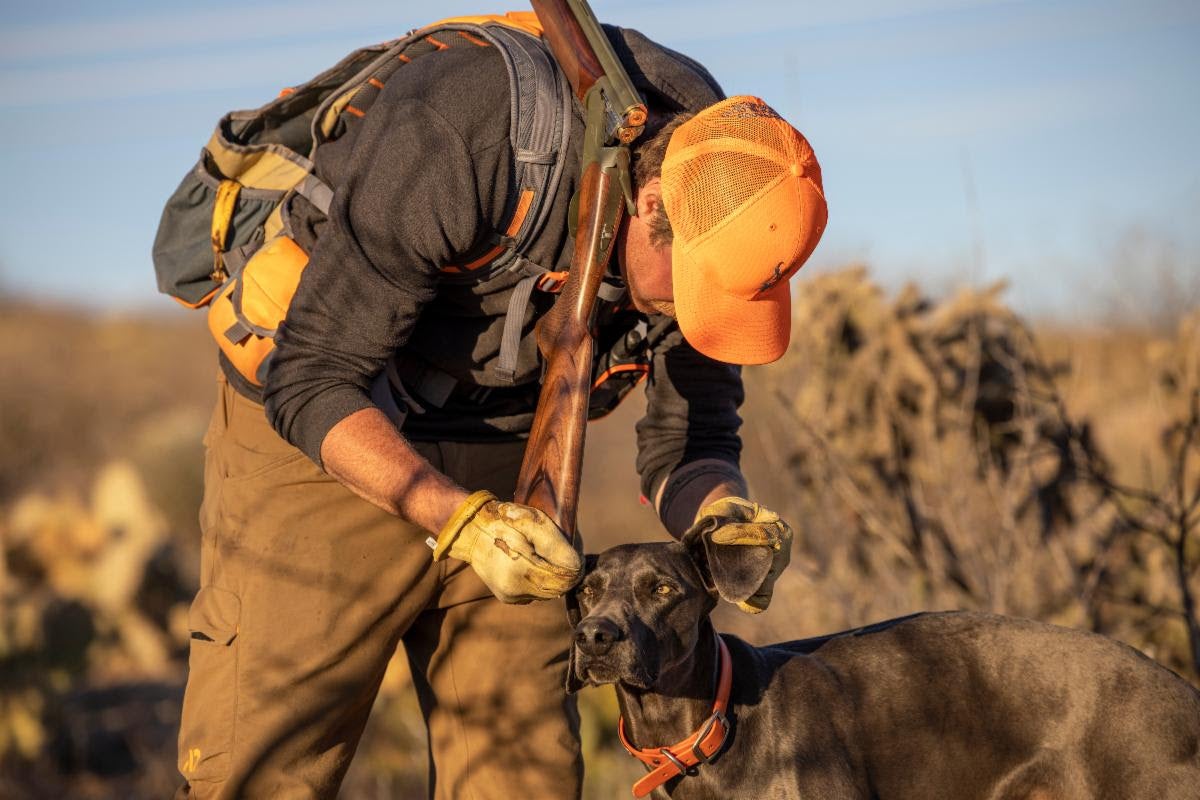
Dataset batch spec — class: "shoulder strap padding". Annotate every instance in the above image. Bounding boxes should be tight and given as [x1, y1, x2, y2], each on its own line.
[482, 23, 573, 256]
[310, 18, 570, 263]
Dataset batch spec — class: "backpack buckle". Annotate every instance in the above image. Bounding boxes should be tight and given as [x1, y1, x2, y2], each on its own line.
[535, 271, 570, 293]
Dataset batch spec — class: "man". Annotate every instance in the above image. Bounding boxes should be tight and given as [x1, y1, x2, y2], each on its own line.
[176, 20, 826, 800]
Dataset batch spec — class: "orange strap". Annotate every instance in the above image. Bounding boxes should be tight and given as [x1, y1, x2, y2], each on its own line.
[618, 635, 733, 798]
[592, 363, 650, 391]
[443, 188, 538, 274]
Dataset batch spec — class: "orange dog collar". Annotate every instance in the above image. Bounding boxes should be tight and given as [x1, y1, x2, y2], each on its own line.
[618, 634, 733, 797]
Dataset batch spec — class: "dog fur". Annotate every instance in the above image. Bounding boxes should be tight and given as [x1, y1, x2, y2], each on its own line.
[569, 539, 1200, 799]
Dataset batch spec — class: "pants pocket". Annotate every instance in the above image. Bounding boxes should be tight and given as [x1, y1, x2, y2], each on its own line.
[178, 586, 241, 784]
[218, 384, 310, 484]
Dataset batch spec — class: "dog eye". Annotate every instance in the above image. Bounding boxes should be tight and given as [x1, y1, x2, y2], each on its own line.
[655, 583, 673, 596]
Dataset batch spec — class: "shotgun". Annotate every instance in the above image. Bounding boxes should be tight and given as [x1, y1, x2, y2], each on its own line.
[513, 0, 647, 543]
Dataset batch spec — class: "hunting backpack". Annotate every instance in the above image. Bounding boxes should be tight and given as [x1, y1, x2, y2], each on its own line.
[152, 12, 599, 389]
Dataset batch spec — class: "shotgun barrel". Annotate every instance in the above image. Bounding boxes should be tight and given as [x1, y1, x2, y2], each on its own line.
[530, 0, 647, 142]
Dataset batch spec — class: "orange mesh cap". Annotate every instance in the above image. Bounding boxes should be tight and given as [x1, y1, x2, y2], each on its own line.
[661, 96, 827, 364]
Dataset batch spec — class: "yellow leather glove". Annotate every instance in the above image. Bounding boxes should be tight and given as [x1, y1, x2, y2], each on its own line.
[433, 490, 582, 604]
[694, 497, 792, 614]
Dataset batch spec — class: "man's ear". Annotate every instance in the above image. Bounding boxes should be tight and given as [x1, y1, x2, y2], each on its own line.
[563, 554, 597, 695]
[683, 520, 775, 607]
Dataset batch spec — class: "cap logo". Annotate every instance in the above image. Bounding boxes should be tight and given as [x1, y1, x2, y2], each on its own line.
[718, 99, 783, 121]
[758, 262, 786, 294]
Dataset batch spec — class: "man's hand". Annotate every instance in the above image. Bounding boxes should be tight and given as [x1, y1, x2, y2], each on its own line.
[693, 497, 792, 613]
[434, 491, 582, 603]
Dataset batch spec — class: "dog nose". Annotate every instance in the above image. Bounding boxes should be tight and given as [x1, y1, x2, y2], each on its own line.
[575, 617, 622, 657]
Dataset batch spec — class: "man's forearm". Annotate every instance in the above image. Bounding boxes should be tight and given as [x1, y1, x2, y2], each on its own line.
[655, 458, 749, 538]
[320, 407, 468, 534]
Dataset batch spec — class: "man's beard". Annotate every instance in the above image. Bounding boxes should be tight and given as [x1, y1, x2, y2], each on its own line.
[626, 275, 676, 319]
[647, 298, 676, 318]
[622, 245, 675, 319]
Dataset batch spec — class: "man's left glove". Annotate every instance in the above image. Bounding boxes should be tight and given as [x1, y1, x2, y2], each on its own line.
[433, 490, 582, 604]
[693, 497, 792, 614]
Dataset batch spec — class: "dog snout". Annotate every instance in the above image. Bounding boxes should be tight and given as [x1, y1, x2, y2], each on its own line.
[575, 617, 623, 657]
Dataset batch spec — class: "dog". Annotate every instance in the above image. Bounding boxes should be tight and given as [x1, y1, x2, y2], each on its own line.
[568, 531, 1200, 799]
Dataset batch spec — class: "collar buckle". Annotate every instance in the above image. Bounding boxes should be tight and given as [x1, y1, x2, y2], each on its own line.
[690, 710, 729, 764]
[659, 747, 689, 776]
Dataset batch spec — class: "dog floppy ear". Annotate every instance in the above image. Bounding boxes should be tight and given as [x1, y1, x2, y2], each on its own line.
[683, 518, 776, 608]
[563, 554, 597, 694]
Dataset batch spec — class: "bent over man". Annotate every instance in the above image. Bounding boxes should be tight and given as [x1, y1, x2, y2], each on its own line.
[175, 16, 826, 800]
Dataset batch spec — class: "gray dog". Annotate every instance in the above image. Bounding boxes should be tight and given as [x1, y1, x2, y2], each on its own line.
[568, 532, 1200, 799]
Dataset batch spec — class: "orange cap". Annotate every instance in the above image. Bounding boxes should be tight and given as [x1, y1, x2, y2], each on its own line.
[661, 96, 827, 365]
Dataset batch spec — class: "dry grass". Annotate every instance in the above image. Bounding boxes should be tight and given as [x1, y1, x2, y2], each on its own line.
[0, 273, 1196, 798]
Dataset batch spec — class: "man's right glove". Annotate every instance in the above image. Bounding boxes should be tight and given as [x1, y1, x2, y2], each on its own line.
[433, 490, 582, 604]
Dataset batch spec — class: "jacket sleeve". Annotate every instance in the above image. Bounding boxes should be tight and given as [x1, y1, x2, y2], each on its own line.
[635, 323, 745, 502]
[262, 99, 484, 466]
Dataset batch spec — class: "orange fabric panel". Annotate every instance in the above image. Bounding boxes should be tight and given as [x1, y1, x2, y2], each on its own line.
[207, 280, 269, 385]
[239, 236, 309, 323]
[206, 236, 310, 386]
[504, 188, 536, 237]
[443, 244, 506, 273]
[421, 12, 544, 39]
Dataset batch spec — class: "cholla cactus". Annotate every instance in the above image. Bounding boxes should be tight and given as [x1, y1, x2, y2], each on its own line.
[0, 461, 186, 774]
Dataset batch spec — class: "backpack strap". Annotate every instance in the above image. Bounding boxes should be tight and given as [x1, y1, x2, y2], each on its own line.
[295, 174, 334, 215]
[496, 274, 540, 384]
[494, 258, 628, 385]
[430, 22, 589, 385]
[434, 21, 574, 278]
[338, 20, 630, 394]
[484, 23, 574, 257]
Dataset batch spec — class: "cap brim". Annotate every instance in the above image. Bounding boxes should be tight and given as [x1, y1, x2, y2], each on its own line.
[673, 246, 791, 365]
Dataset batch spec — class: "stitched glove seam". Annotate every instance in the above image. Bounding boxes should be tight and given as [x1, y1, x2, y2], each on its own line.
[433, 489, 497, 561]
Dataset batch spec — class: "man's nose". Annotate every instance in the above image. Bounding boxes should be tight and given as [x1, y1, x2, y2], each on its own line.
[575, 617, 623, 657]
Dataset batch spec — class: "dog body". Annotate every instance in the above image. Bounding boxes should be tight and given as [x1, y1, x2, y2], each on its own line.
[573, 542, 1200, 799]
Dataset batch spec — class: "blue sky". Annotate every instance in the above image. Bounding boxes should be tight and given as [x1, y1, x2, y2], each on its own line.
[1, 0, 1197, 317]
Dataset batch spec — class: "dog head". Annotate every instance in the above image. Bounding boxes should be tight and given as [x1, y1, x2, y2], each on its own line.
[566, 525, 777, 692]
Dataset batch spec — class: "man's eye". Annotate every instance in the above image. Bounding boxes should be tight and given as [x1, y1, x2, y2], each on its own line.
[655, 584, 673, 596]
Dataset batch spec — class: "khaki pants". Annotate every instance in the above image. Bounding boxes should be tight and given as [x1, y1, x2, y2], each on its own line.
[176, 375, 581, 799]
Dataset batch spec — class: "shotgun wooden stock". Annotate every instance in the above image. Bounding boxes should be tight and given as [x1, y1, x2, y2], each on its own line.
[514, 0, 644, 542]
[514, 153, 625, 541]
[530, 0, 604, 104]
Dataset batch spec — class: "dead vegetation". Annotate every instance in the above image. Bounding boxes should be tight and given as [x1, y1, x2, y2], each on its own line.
[0, 271, 1196, 797]
[738, 269, 1199, 681]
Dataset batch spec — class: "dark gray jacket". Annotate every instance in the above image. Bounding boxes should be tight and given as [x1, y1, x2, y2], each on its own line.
[250, 26, 744, 500]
